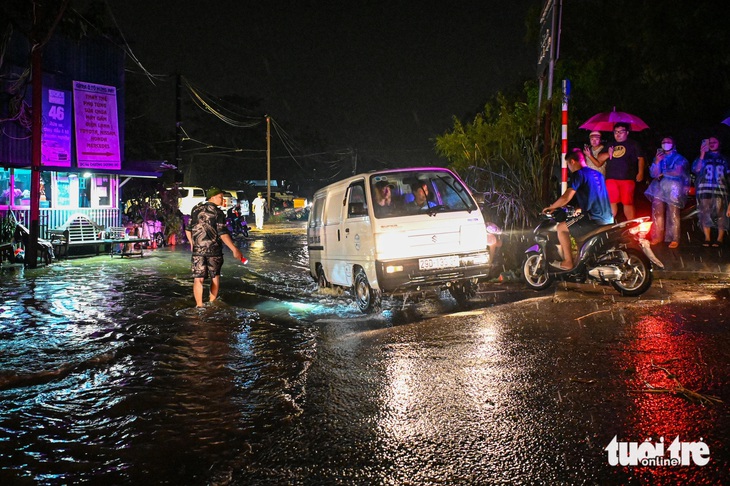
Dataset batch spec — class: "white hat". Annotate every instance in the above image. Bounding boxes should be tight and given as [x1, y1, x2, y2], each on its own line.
[589, 131, 601, 137]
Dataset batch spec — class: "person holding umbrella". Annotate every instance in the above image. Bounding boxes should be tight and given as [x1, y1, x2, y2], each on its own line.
[597, 122, 646, 221]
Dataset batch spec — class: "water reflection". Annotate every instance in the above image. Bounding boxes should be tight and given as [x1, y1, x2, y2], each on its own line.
[0, 238, 327, 483]
[615, 307, 722, 484]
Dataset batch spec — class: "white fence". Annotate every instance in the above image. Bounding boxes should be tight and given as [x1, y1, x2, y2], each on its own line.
[8, 208, 121, 239]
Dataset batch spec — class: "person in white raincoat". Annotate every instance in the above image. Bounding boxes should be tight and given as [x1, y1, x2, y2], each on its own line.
[251, 192, 267, 230]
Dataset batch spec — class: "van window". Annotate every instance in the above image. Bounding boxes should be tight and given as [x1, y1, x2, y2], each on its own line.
[346, 182, 368, 218]
[369, 170, 477, 218]
[310, 196, 325, 228]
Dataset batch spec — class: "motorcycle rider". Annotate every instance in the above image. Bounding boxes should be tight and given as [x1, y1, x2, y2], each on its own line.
[542, 148, 614, 270]
[226, 201, 248, 236]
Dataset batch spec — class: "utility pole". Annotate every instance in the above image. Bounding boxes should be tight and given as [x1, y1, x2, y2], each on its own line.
[28, 37, 42, 268]
[27, 1, 69, 268]
[175, 74, 183, 173]
[266, 115, 271, 211]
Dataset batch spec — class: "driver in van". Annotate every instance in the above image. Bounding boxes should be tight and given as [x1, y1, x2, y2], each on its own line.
[407, 181, 437, 211]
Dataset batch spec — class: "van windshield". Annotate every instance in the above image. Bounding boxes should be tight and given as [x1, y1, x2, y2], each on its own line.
[369, 170, 477, 218]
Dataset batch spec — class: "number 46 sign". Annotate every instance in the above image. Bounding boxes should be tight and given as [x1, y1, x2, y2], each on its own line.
[41, 87, 72, 167]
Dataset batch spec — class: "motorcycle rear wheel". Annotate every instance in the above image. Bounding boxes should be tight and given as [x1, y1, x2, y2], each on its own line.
[611, 249, 652, 296]
[522, 251, 554, 291]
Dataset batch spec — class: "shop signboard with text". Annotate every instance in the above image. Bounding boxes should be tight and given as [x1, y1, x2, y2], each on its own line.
[73, 81, 121, 170]
[41, 87, 72, 167]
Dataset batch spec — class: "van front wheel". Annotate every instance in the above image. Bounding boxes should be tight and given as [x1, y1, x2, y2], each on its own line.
[353, 268, 380, 313]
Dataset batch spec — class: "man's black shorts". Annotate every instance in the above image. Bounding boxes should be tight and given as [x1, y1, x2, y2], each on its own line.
[566, 214, 601, 239]
[191, 255, 224, 279]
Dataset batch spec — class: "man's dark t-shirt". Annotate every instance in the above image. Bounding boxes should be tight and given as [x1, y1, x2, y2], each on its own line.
[606, 138, 644, 181]
[189, 202, 230, 256]
[570, 166, 613, 225]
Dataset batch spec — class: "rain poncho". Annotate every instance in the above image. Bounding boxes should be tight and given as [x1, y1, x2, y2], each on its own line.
[644, 150, 691, 208]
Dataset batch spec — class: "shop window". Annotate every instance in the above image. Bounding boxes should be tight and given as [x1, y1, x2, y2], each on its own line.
[0, 169, 31, 207]
[92, 175, 116, 208]
[79, 175, 90, 207]
[14, 170, 31, 205]
[54, 172, 79, 208]
[0, 170, 10, 205]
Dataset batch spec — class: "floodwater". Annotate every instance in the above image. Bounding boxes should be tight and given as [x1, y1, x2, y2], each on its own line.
[2, 228, 729, 485]
[0, 230, 364, 484]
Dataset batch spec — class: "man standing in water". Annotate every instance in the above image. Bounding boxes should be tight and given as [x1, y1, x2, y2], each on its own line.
[186, 187, 243, 308]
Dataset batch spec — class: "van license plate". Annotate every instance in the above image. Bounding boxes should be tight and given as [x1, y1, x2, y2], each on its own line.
[419, 255, 460, 270]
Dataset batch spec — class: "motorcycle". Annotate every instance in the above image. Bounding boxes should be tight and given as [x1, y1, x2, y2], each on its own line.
[226, 216, 249, 238]
[522, 207, 664, 296]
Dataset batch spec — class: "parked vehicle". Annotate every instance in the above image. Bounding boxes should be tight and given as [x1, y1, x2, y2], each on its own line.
[224, 189, 250, 216]
[522, 207, 664, 296]
[163, 186, 239, 215]
[307, 167, 492, 313]
[220, 190, 236, 210]
[166, 186, 206, 216]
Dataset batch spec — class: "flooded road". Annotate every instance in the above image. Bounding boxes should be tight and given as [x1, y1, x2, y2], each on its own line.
[1, 225, 729, 484]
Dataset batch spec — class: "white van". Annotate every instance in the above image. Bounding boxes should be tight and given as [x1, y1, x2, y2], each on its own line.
[307, 167, 491, 313]
[166, 186, 206, 216]
[165, 186, 236, 215]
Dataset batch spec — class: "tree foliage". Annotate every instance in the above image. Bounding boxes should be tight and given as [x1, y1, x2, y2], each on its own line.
[436, 83, 559, 228]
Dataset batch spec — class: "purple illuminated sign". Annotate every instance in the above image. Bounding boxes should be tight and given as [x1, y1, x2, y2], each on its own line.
[41, 88, 72, 167]
[73, 81, 121, 170]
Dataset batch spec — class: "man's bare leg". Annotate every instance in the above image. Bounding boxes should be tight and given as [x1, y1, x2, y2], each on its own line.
[193, 277, 205, 307]
[209, 275, 221, 303]
[556, 222, 573, 269]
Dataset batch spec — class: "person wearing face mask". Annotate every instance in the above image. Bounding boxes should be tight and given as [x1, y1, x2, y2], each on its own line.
[692, 136, 730, 246]
[644, 136, 690, 248]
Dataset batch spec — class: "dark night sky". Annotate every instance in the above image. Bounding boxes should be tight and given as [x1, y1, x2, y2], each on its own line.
[111, 1, 538, 166]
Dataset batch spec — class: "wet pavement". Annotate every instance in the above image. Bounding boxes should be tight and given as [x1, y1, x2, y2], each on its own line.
[1, 221, 729, 485]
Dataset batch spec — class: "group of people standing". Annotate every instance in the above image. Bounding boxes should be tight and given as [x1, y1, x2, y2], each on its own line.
[582, 123, 730, 248]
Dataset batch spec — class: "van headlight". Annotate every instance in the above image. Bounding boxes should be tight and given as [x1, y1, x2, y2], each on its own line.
[375, 232, 409, 256]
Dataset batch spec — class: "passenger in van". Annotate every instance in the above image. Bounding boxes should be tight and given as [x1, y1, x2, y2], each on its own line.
[373, 180, 395, 216]
[407, 181, 437, 211]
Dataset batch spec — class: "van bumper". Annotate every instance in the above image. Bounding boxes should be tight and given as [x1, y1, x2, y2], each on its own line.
[375, 251, 491, 292]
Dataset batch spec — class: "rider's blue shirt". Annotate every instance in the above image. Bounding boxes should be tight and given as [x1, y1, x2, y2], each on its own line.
[570, 166, 614, 225]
